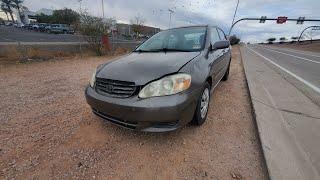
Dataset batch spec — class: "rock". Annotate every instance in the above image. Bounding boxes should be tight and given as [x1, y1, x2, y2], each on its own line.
[230, 172, 242, 179]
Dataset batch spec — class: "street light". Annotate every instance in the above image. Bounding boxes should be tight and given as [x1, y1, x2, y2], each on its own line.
[168, 9, 174, 29]
[101, 0, 105, 18]
[229, 0, 240, 35]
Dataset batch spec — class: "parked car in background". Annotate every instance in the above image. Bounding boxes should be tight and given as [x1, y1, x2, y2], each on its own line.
[5, 22, 13, 26]
[85, 25, 231, 132]
[14, 23, 25, 28]
[46, 24, 75, 34]
[23, 24, 34, 30]
[37, 23, 48, 32]
[32, 23, 39, 30]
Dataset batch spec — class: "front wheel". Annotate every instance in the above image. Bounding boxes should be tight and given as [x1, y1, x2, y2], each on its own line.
[192, 82, 211, 126]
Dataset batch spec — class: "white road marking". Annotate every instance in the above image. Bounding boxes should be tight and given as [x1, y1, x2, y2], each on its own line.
[260, 46, 320, 64]
[246, 46, 320, 94]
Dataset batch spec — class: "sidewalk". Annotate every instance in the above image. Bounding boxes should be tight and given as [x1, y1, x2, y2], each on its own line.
[240, 46, 320, 180]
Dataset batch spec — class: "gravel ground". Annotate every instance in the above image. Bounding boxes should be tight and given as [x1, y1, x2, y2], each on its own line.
[0, 46, 268, 179]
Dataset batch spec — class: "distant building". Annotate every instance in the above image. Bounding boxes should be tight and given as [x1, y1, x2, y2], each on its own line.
[116, 23, 160, 38]
[19, 10, 37, 24]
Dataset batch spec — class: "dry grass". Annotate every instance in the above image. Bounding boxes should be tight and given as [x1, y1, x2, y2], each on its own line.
[0, 47, 85, 64]
[0, 45, 132, 64]
[113, 47, 130, 55]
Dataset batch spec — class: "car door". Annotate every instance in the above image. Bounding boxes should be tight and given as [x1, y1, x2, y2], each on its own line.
[217, 28, 231, 72]
[208, 27, 225, 86]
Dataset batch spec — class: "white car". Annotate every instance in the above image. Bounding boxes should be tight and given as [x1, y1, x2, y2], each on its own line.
[14, 23, 25, 28]
[32, 24, 40, 30]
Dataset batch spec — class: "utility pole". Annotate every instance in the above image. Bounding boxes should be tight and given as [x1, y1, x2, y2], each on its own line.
[168, 9, 174, 29]
[78, 0, 83, 58]
[229, 0, 240, 35]
[101, 0, 105, 18]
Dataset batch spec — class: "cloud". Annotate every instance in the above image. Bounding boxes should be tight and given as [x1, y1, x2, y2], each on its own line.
[18, 0, 320, 42]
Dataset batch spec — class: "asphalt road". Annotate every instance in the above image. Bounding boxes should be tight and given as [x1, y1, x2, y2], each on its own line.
[246, 44, 320, 104]
[240, 45, 320, 179]
[0, 25, 85, 42]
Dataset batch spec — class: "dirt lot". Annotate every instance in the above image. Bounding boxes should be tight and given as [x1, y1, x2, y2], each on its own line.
[0, 46, 268, 179]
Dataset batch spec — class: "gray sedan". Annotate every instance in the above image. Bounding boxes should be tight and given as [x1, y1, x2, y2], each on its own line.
[85, 25, 231, 132]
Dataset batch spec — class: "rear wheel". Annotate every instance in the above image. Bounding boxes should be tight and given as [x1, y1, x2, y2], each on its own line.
[192, 82, 211, 126]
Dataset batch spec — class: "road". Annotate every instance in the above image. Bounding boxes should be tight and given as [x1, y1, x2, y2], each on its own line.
[0, 26, 140, 44]
[0, 25, 84, 42]
[240, 45, 320, 179]
[247, 44, 320, 105]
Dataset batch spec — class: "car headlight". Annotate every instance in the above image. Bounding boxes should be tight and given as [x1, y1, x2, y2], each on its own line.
[139, 74, 191, 98]
[90, 69, 96, 87]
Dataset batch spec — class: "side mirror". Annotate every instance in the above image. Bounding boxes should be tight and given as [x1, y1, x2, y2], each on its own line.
[211, 40, 230, 51]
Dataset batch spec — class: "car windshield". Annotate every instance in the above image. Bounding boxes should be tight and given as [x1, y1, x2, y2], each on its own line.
[135, 27, 206, 52]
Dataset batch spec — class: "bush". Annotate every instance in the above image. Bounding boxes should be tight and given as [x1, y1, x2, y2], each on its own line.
[78, 12, 111, 56]
[229, 35, 240, 45]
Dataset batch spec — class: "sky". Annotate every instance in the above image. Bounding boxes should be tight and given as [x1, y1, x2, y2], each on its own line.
[2, 0, 320, 42]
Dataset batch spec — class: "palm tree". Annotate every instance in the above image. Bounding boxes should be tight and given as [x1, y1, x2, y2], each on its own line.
[1, 3, 10, 21]
[1, 0, 15, 22]
[11, 0, 23, 21]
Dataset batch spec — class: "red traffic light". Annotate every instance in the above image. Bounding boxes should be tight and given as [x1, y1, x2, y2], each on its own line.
[277, 16, 288, 24]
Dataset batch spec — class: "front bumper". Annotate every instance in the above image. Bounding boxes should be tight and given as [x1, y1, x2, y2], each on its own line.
[85, 86, 199, 132]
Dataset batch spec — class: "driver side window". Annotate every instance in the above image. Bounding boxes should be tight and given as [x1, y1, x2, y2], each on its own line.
[210, 28, 220, 45]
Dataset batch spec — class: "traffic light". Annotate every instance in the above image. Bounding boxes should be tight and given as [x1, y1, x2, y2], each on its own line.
[297, 17, 305, 24]
[260, 16, 267, 23]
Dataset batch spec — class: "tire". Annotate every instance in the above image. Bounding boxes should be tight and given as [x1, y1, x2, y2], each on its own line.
[191, 82, 211, 126]
[222, 61, 231, 81]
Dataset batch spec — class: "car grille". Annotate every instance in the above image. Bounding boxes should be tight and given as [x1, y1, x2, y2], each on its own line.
[95, 78, 138, 98]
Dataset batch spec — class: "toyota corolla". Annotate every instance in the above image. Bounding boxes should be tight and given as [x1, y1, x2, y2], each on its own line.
[85, 25, 231, 132]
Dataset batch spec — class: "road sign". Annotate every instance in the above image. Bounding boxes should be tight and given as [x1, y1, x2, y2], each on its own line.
[260, 16, 267, 23]
[297, 17, 305, 24]
[277, 16, 288, 24]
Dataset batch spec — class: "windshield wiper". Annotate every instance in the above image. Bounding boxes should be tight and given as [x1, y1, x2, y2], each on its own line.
[150, 48, 193, 52]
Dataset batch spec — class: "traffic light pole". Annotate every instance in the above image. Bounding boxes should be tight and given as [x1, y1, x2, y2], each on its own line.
[298, 25, 320, 42]
[228, 17, 320, 35]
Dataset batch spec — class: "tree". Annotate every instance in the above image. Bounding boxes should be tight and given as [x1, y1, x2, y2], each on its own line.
[11, 0, 23, 21]
[267, 37, 276, 44]
[229, 35, 240, 45]
[51, 8, 79, 25]
[279, 37, 286, 44]
[290, 36, 298, 43]
[130, 14, 145, 38]
[36, 13, 53, 23]
[0, 0, 15, 22]
[78, 12, 112, 55]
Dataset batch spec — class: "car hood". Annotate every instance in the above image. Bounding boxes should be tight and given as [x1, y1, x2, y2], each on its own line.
[97, 52, 200, 85]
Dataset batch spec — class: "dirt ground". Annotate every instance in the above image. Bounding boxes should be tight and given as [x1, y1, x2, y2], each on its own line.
[0, 46, 268, 179]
